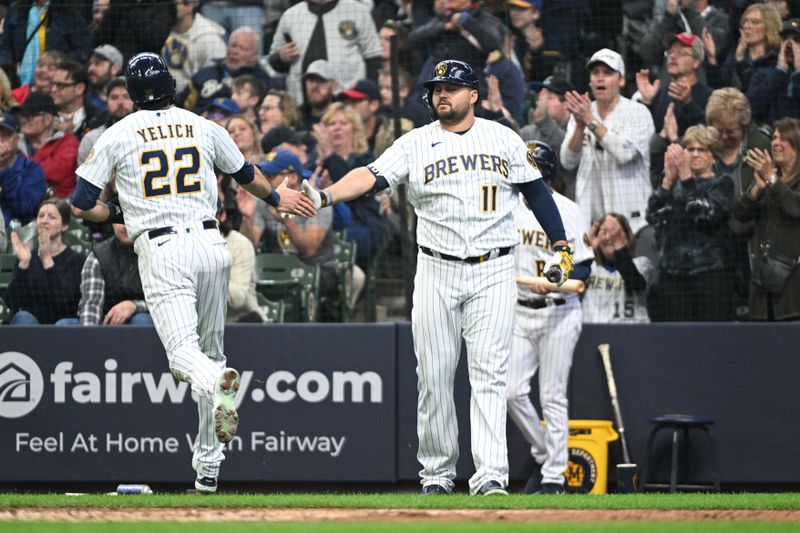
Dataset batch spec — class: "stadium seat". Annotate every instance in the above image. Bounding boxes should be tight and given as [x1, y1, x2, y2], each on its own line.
[255, 292, 285, 323]
[0, 296, 11, 324]
[254, 253, 320, 322]
[320, 236, 357, 322]
[0, 253, 17, 290]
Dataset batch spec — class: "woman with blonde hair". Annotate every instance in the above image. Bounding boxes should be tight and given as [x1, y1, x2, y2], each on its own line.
[646, 125, 735, 321]
[733, 117, 800, 321]
[226, 114, 263, 165]
[314, 102, 385, 269]
[706, 4, 781, 93]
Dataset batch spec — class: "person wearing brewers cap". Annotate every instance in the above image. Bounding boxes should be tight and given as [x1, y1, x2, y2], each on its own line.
[87, 44, 123, 112]
[0, 111, 46, 227]
[562, 48, 655, 234]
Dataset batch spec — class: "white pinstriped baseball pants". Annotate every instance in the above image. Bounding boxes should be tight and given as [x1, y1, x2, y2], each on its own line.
[507, 299, 582, 485]
[134, 221, 232, 479]
[412, 251, 516, 494]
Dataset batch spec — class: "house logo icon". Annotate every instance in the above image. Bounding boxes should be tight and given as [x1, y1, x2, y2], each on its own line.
[0, 352, 44, 418]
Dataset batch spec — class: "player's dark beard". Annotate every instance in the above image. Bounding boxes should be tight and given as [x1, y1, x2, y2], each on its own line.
[437, 100, 470, 124]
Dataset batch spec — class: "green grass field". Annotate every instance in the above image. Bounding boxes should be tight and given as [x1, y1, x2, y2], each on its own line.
[2, 493, 800, 532]
[2, 492, 800, 509]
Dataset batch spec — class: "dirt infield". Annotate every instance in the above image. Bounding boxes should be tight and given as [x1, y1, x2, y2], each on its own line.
[2, 508, 800, 522]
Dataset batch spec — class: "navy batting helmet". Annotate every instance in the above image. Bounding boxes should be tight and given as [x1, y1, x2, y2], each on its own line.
[125, 53, 176, 105]
[422, 60, 480, 120]
[526, 140, 558, 184]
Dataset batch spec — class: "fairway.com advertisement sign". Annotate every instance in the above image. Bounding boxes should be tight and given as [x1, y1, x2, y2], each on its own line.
[0, 325, 396, 483]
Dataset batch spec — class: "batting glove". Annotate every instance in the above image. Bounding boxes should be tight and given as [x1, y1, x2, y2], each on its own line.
[301, 181, 332, 209]
[543, 244, 574, 287]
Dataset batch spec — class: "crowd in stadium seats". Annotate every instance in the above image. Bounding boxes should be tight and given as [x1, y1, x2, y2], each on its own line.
[0, 0, 798, 324]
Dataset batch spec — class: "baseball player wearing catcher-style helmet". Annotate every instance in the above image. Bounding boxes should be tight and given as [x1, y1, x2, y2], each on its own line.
[125, 52, 176, 105]
[422, 60, 480, 121]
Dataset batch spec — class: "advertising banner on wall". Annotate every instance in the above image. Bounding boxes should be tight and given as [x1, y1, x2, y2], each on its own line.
[0, 325, 396, 483]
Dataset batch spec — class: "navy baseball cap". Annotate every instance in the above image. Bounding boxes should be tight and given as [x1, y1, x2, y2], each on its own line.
[337, 79, 380, 101]
[13, 91, 57, 116]
[261, 124, 317, 153]
[206, 97, 240, 115]
[530, 77, 575, 96]
[0, 112, 20, 133]
[258, 150, 312, 179]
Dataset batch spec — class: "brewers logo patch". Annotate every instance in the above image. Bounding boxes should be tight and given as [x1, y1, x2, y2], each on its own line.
[526, 145, 539, 170]
[266, 151, 278, 162]
[85, 148, 95, 164]
[435, 62, 448, 77]
[339, 21, 357, 40]
[564, 447, 597, 493]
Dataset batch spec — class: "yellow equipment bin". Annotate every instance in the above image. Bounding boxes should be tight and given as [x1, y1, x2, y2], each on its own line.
[563, 420, 619, 494]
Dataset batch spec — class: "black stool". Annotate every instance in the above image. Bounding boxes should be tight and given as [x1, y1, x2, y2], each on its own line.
[641, 414, 720, 493]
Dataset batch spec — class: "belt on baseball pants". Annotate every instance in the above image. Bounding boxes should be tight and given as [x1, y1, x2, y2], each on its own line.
[148, 220, 218, 240]
[419, 245, 512, 264]
[517, 298, 565, 310]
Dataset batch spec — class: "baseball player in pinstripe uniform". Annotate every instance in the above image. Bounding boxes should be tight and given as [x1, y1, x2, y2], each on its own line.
[506, 141, 593, 495]
[70, 53, 315, 493]
[302, 60, 574, 495]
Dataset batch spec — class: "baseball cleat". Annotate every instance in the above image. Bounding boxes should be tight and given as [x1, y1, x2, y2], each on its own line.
[213, 368, 240, 444]
[478, 480, 508, 496]
[194, 476, 218, 494]
[522, 460, 544, 494]
[421, 484, 451, 495]
[536, 483, 565, 495]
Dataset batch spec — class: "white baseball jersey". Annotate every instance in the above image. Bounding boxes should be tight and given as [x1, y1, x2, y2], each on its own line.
[369, 117, 546, 494]
[560, 96, 654, 233]
[270, 0, 382, 104]
[369, 118, 541, 258]
[582, 256, 653, 323]
[76, 105, 243, 483]
[77, 107, 244, 239]
[513, 192, 593, 303]
[507, 191, 591, 487]
[162, 14, 227, 93]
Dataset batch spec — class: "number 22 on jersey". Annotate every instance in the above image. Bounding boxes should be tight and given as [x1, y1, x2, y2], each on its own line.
[141, 146, 201, 198]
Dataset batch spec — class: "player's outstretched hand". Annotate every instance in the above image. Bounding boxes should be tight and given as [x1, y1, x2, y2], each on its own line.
[543, 246, 574, 287]
[301, 180, 322, 209]
[301, 180, 332, 209]
[276, 178, 317, 218]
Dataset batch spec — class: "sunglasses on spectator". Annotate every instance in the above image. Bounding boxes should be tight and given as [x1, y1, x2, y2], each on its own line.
[685, 146, 710, 153]
[208, 112, 229, 120]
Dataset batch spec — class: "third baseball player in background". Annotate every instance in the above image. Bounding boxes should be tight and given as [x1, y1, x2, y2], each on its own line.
[507, 141, 593, 495]
[302, 60, 573, 495]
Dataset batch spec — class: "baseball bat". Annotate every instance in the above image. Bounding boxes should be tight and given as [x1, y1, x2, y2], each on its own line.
[515, 277, 585, 294]
[598, 343, 633, 465]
